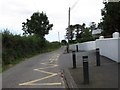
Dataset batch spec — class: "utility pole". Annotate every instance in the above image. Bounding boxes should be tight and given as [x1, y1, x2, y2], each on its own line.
[58, 32, 60, 44]
[68, 7, 71, 27]
[67, 0, 79, 53]
[67, 7, 70, 53]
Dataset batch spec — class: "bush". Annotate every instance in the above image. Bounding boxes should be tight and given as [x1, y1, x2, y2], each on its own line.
[2, 30, 61, 66]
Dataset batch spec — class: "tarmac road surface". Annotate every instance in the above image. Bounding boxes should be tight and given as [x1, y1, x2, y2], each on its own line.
[2, 47, 66, 88]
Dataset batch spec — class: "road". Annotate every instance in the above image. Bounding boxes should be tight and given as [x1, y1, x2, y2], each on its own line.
[2, 47, 66, 88]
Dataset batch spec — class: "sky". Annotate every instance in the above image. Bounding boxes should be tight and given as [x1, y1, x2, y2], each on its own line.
[0, 0, 104, 42]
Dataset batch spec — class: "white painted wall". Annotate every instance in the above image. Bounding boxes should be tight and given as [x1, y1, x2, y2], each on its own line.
[118, 39, 120, 62]
[69, 44, 77, 51]
[69, 41, 96, 51]
[69, 35, 120, 62]
[96, 38, 119, 62]
[78, 41, 96, 51]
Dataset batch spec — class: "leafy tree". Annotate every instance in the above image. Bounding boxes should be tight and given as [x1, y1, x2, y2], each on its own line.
[61, 40, 67, 45]
[81, 28, 94, 42]
[66, 23, 87, 43]
[74, 23, 86, 42]
[89, 22, 96, 31]
[22, 12, 53, 38]
[66, 25, 75, 40]
[97, 22, 103, 30]
[74, 24, 81, 41]
[101, 2, 120, 36]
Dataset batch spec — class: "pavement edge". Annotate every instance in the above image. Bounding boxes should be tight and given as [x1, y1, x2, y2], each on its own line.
[63, 68, 78, 89]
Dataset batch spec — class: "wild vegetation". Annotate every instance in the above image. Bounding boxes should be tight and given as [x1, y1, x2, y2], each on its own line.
[2, 30, 60, 70]
[2, 11, 60, 71]
[100, 2, 120, 37]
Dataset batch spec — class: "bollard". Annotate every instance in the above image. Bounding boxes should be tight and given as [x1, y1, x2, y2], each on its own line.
[83, 56, 89, 84]
[72, 51, 76, 68]
[76, 45, 78, 52]
[66, 46, 69, 53]
[96, 48, 100, 66]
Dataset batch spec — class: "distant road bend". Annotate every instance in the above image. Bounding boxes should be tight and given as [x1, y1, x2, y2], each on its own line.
[2, 47, 66, 88]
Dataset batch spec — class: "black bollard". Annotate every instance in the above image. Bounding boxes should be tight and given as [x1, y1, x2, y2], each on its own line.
[66, 44, 69, 53]
[76, 45, 78, 52]
[83, 56, 89, 84]
[72, 51, 76, 68]
[96, 48, 100, 66]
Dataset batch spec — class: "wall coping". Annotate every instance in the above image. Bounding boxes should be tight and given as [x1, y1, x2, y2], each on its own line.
[96, 38, 120, 41]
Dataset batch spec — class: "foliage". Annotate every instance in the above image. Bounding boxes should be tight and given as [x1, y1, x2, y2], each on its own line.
[22, 12, 53, 38]
[74, 23, 85, 42]
[80, 28, 95, 43]
[66, 25, 75, 40]
[101, 2, 120, 36]
[89, 22, 96, 31]
[2, 30, 60, 67]
[66, 23, 94, 43]
[61, 40, 67, 45]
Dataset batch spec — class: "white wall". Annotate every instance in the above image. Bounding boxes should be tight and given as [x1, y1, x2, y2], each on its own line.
[69, 38, 120, 63]
[69, 41, 96, 51]
[78, 41, 96, 51]
[118, 39, 120, 62]
[69, 44, 77, 51]
[96, 38, 119, 62]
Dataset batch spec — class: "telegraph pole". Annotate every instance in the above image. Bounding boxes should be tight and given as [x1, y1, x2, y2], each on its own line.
[67, 0, 79, 53]
[67, 7, 71, 53]
[58, 32, 60, 44]
[68, 7, 70, 27]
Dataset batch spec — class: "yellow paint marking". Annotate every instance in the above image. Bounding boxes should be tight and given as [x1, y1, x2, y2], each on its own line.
[41, 62, 57, 66]
[23, 83, 62, 86]
[19, 74, 57, 86]
[34, 65, 58, 70]
[34, 69, 55, 75]
[19, 54, 62, 86]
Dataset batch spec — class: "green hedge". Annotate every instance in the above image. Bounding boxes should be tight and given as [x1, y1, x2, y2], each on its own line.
[2, 31, 60, 66]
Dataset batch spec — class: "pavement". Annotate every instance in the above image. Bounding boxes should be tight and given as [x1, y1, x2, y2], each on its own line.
[58, 48, 119, 89]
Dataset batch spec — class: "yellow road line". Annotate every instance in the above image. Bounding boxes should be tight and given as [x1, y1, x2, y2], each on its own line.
[23, 83, 62, 86]
[19, 54, 61, 86]
[41, 62, 57, 65]
[19, 74, 57, 86]
[34, 69, 56, 75]
[34, 65, 58, 70]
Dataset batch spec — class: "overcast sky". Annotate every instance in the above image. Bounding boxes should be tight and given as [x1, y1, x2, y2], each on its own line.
[0, 0, 104, 42]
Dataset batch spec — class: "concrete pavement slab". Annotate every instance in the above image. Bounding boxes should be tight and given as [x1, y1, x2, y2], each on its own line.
[59, 50, 119, 89]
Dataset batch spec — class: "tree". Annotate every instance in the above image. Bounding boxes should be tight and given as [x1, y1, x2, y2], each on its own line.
[66, 25, 75, 41]
[89, 22, 96, 31]
[66, 23, 86, 43]
[101, 2, 120, 36]
[74, 24, 81, 41]
[61, 40, 67, 45]
[22, 12, 53, 38]
[81, 28, 94, 42]
[97, 22, 103, 30]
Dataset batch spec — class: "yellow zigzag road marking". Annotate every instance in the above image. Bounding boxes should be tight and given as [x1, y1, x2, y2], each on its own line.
[19, 74, 57, 86]
[19, 54, 62, 86]
[23, 83, 62, 86]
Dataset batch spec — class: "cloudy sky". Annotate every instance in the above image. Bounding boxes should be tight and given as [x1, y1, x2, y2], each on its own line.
[0, 0, 104, 42]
